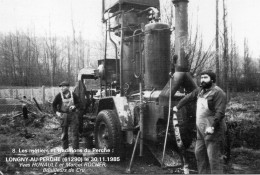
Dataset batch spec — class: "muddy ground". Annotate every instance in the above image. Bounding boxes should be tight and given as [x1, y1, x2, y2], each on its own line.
[0, 92, 260, 174]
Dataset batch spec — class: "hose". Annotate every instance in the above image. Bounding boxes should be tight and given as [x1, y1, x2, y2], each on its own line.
[161, 73, 189, 174]
[161, 74, 173, 166]
[172, 113, 189, 174]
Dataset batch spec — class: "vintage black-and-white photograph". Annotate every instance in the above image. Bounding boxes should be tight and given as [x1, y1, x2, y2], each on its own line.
[0, 0, 259, 174]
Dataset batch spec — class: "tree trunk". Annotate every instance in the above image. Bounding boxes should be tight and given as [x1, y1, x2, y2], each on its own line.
[67, 37, 71, 81]
[215, 0, 220, 85]
[222, 0, 229, 93]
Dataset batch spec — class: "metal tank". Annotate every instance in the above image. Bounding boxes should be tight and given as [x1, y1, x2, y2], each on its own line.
[144, 23, 171, 90]
[121, 40, 140, 94]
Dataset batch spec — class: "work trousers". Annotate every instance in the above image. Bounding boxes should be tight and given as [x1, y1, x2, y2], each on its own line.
[78, 110, 84, 135]
[60, 112, 79, 150]
[195, 138, 224, 174]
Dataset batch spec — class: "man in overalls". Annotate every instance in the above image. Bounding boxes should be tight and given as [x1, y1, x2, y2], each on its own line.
[53, 81, 80, 155]
[173, 70, 227, 174]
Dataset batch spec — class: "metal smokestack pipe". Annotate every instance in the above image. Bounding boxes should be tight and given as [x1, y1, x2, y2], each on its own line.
[102, 0, 105, 22]
[159, 0, 197, 106]
[173, 0, 189, 72]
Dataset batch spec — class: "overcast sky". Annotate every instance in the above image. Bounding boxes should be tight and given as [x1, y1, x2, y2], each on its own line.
[0, 0, 259, 58]
[189, 0, 260, 59]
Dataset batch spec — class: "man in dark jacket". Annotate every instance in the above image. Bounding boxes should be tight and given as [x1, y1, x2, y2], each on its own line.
[173, 70, 227, 174]
[53, 81, 80, 154]
[74, 79, 88, 135]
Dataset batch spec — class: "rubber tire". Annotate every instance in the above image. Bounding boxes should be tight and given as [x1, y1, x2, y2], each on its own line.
[94, 110, 122, 156]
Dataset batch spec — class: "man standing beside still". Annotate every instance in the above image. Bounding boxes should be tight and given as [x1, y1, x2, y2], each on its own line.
[53, 81, 80, 155]
[173, 70, 227, 174]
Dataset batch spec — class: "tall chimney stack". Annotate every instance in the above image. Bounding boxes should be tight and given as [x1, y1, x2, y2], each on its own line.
[172, 0, 189, 72]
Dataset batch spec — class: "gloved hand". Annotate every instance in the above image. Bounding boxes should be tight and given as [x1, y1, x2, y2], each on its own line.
[172, 106, 178, 113]
[56, 112, 62, 117]
[205, 127, 214, 135]
[69, 105, 76, 112]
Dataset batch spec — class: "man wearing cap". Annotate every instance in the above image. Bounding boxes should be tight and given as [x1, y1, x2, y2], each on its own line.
[53, 81, 80, 156]
[172, 70, 227, 174]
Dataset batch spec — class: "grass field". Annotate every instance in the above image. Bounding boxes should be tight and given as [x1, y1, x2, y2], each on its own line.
[226, 92, 260, 149]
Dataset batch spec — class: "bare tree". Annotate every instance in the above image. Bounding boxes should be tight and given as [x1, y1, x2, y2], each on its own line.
[32, 32, 41, 86]
[71, 7, 78, 82]
[187, 26, 215, 76]
[215, 0, 220, 85]
[229, 34, 239, 92]
[45, 36, 58, 86]
[241, 38, 259, 91]
[222, 0, 229, 93]
[9, 34, 17, 85]
[160, 0, 174, 27]
[78, 31, 85, 69]
[243, 38, 251, 91]
[66, 37, 72, 81]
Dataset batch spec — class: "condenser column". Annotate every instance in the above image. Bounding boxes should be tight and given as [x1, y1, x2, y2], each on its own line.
[173, 0, 189, 72]
[144, 23, 171, 90]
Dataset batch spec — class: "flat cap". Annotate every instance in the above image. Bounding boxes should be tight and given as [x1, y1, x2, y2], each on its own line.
[59, 81, 70, 87]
